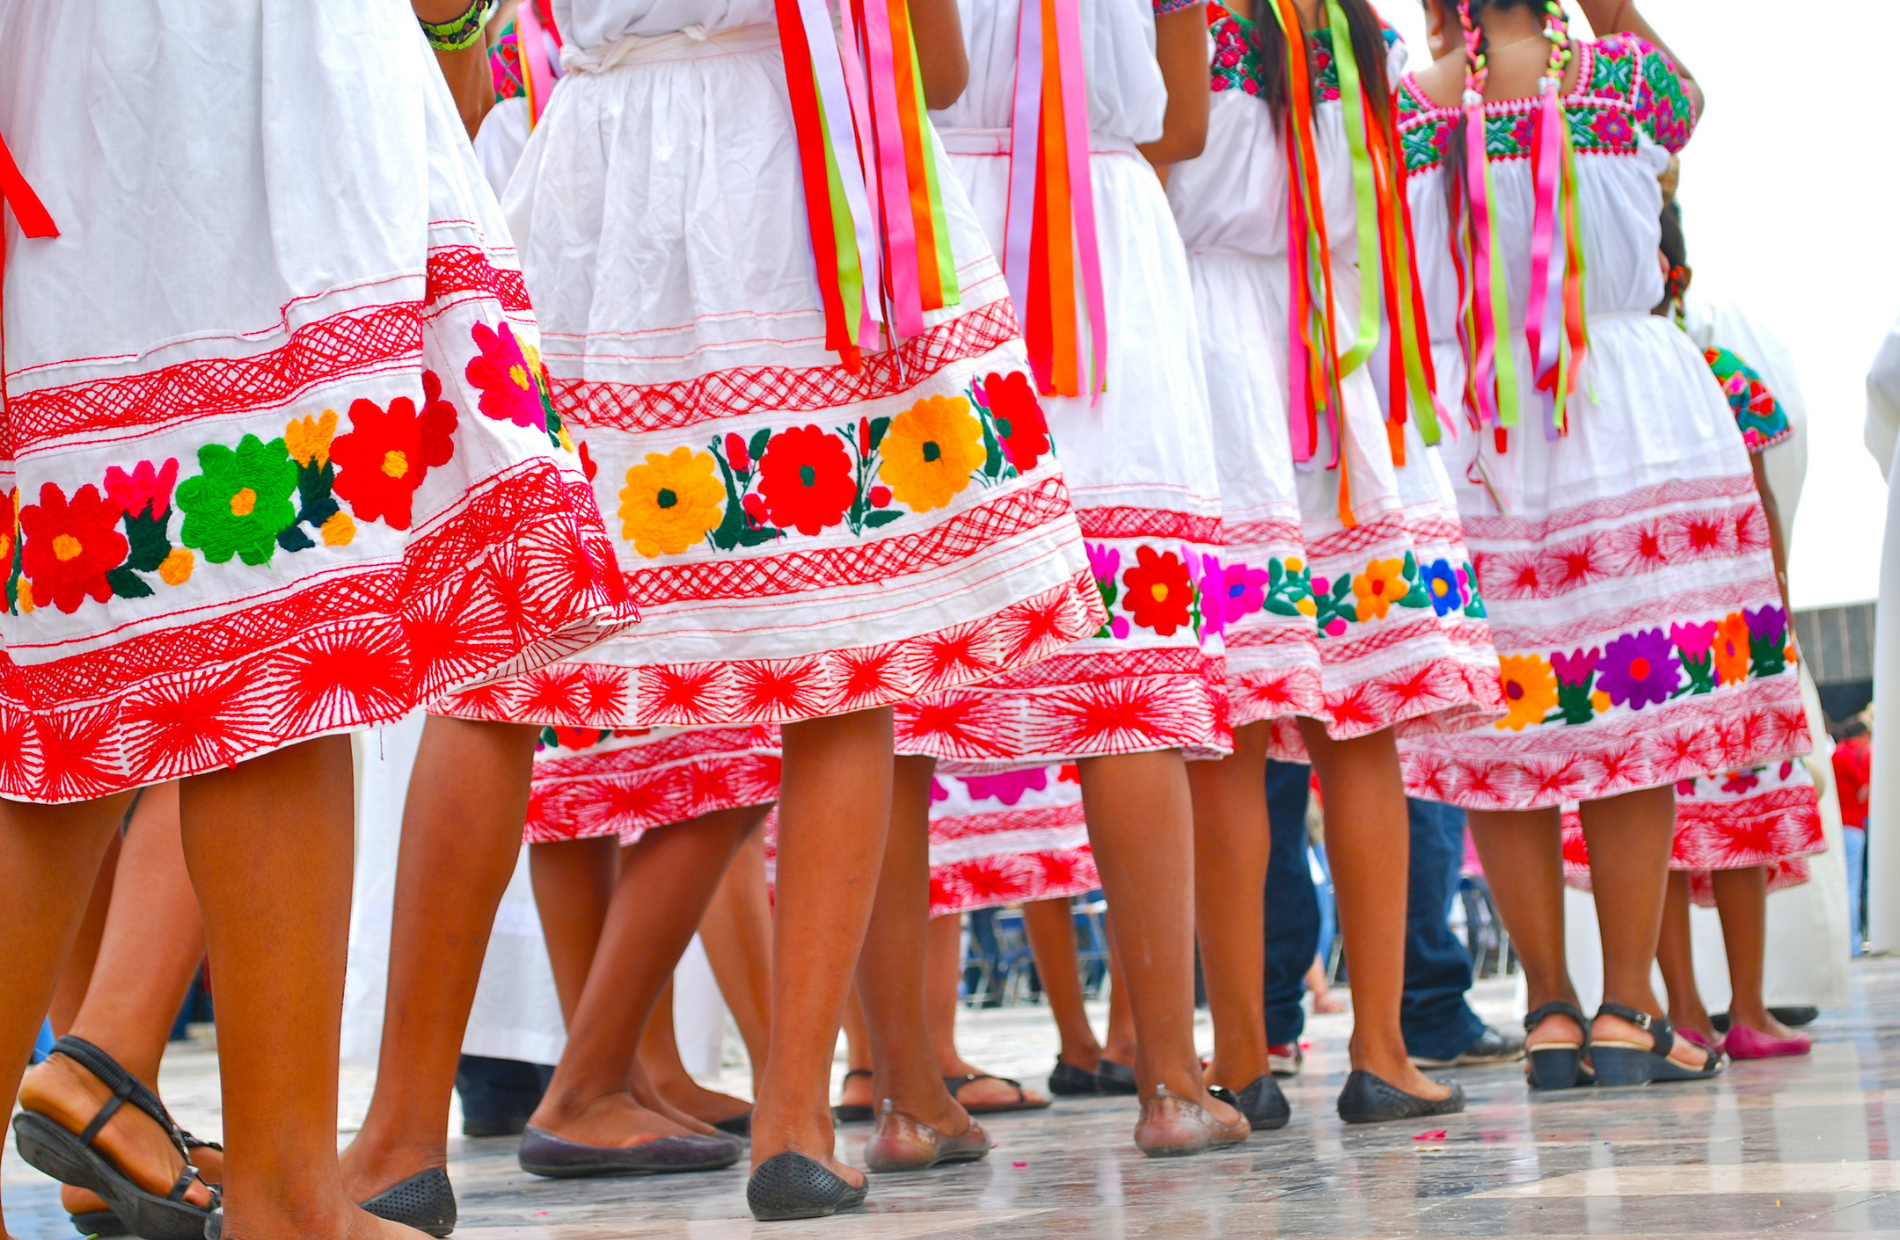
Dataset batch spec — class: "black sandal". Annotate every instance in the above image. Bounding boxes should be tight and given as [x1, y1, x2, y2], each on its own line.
[1591, 1004, 1722, 1086]
[943, 1073, 1052, 1116]
[831, 1069, 876, 1124]
[1524, 1001, 1594, 1090]
[13, 1036, 217, 1240]
[70, 1132, 221, 1237]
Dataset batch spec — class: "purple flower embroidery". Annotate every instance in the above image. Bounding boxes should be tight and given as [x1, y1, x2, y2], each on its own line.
[1549, 647, 1601, 688]
[1669, 621, 1717, 658]
[961, 768, 1049, 807]
[1219, 561, 1271, 624]
[929, 778, 949, 803]
[1744, 604, 1787, 642]
[1086, 541, 1120, 587]
[1591, 109, 1635, 147]
[1596, 629, 1680, 710]
[1110, 615, 1130, 640]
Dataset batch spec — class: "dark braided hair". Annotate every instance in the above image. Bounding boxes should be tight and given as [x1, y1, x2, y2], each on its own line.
[1248, 0, 1396, 128]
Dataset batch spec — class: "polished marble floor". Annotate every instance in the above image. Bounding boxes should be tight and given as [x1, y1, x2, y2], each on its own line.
[10, 961, 1900, 1238]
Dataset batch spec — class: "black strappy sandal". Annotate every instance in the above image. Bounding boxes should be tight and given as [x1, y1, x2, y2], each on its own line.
[1524, 1001, 1594, 1090]
[1591, 1003, 1722, 1086]
[831, 1069, 876, 1124]
[13, 1036, 217, 1240]
[942, 1073, 1052, 1116]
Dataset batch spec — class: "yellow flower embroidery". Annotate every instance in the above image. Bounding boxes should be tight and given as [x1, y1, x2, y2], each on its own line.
[878, 395, 985, 512]
[1590, 689, 1612, 713]
[321, 512, 357, 547]
[286, 410, 339, 469]
[158, 548, 194, 586]
[1493, 654, 1558, 732]
[16, 577, 34, 613]
[1351, 558, 1408, 622]
[619, 447, 725, 557]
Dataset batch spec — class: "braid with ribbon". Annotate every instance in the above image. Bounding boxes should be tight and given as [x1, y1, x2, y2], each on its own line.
[1453, 0, 1519, 449]
[1523, 0, 1587, 441]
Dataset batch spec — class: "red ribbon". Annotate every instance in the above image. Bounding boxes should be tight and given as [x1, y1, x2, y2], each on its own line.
[0, 133, 56, 240]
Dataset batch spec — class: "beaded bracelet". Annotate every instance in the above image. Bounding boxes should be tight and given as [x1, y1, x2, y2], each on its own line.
[419, 0, 498, 52]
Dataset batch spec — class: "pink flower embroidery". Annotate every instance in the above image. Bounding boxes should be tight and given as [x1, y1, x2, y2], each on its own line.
[466, 321, 545, 429]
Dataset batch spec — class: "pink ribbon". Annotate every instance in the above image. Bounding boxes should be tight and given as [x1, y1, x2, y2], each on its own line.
[1461, 101, 1500, 429]
[1003, 0, 1044, 319]
[1524, 86, 1565, 439]
[854, 0, 924, 337]
[519, 1, 557, 126]
[1047, 0, 1106, 399]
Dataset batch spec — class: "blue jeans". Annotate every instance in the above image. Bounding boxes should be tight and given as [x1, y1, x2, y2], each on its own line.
[1846, 825, 1867, 957]
[1263, 760, 1318, 1046]
[1401, 799, 1486, 1061]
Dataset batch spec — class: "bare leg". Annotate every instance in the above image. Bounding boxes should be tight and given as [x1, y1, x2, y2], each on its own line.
[837, 991, 874, 1111]
[340, 717, 541, 1203]
[749, 708, 894, 1185]
[643, 978, 755, 1123]
[1021, 897, 1103, 1071]
[696, 813, 774, 1095]
[177, 736, 420, 1240]
[1656, 870, 1715, 1042]
[925, 912, 1046, 1106]
[528, 836, 619, 1023]
[0, 795, 134, 1240]
[1077, 752, 1239, 1121]
[1102, 913, 1138, 1065]
[1297, 722, 1446, 1099]
[852, 755, 971, 1133]
[32, 784, 226, 1219]
[1188, 721, 1271, 1089]
[1465, 806, 1583, 1051]
[529, 808, 757, 1144]
[1306, 957, 1346, 1014]
[1578, 787, 1707, 1069]
[1711, 866, 1799, 1039]
[48, 828, 121, 1035]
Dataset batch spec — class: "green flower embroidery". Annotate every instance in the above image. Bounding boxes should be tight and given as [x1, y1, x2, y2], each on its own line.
[176, 435, 300, 567]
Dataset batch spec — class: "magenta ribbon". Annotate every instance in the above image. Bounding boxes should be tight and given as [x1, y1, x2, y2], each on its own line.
[519, 1, 557, 125]
[1524, 86, 1566, 440]
[1048, 0, 1106, 398]
[1461, 101, 1500, 429]
[854, 0, 925, 337]
[1002, 0, 1044, 320]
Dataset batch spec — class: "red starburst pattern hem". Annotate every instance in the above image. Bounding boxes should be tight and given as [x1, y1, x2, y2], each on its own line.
[0, 460, 637, 804]
[1267, 656, 1506, 764]
[438, 570, 1108, 727]
[894, 647, 1232, 765]
[527, 732, 780, 846]
[1401, 676, 1813, 811]
[1560, 782, 1824, 907]
[930, 847, 1100, 918]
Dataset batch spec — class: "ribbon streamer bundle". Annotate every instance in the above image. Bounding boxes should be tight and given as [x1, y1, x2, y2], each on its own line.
[515, 0, 564, 128]
[1004, 0, 1107, 399]
[0, 130, 59, 410]
[1452, 0, 1587, 452]
[775, 0, 963, 372]
[1266, 0, 1444, 526]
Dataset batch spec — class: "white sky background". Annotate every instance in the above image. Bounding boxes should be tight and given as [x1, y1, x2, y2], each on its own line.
[1382, 0, 1897, 609]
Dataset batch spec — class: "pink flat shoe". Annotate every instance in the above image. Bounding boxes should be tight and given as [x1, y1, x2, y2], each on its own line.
[1678, 1027, 1725, 1055]
[1723, 1023, 1811, 1059]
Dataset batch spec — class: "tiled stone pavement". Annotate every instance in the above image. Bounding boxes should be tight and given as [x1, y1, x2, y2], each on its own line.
[11, 962, 1900, 1238]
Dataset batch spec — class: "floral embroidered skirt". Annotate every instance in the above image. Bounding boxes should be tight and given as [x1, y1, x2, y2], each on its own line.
[1405, 316, 1812, 810]
[431, 41, 1101, 731]
[1559, 757, 1826, 907]
[1187, 251, 1504, 764]
[526, 725, 779, 846]
[0, 7, 632, 803]
[893, 137, 1229, 768]
[927, 766, 1098, 918]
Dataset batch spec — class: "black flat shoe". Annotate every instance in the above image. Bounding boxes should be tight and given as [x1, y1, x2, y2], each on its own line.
[361, 1167, 458, 1236]
[1209, 1074, 1291, 1131]
[13, 1036, 217, 1240]
[1094, 1058, 1139, 1096]
[747, 1151, 868, 1221]
[68, 1209, 128, 1237]
[1522, 1001, 1594, 1090]
[1591, 1004, 1722, 1086]
[1047, 1059, 1099, 1096]
[517, 1125, 741, 1178]
[831, 1069, 876, 1124]
[1335, 1070, 1465, 1125]
[714, 1112, 753, 1138]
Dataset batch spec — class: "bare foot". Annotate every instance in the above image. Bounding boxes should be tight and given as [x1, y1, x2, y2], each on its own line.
[941, 1061, 1046, 1110]
[528, 1090, 698, 1148]
[654, 1074, 753, 1128]
[1593, 1011, 1712, 1072]
[18, 1055, 214, 1209]
[626, 1071, 719, 1137]
[1312, 989, 1348, 1015]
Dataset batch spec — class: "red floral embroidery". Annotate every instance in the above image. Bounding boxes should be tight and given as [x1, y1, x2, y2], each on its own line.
[1121, 545, 1194, 636]
[985, 371, 1050, 472]
[0, 487, 17, 568]
[102, 459, 180, 520]
[331, 376, 459, 531]
[20, 483, 129, 614]
[466, 321, 544, 429]
[756, 424, 856, 536]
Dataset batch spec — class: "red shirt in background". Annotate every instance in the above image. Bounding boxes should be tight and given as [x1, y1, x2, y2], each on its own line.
[1834, 735, 1872, 829]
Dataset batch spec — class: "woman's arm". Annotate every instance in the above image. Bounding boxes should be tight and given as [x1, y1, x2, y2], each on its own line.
[910, 0, 971, 112]
[416, 0, 500, 138]
[1574, 0, 1703, 118]
[1140, 4, 1211, 169]
[1752, 452, 1792, 621]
